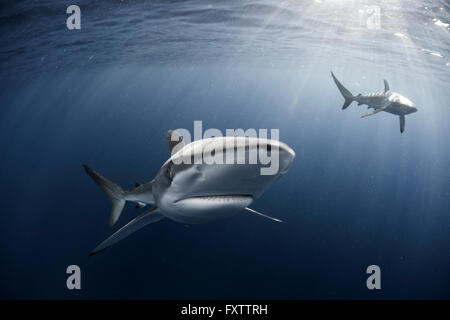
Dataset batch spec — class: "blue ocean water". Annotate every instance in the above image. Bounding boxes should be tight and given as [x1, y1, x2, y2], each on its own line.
[1, 0, 450, 299]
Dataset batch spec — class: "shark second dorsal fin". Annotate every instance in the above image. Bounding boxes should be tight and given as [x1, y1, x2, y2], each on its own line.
[167, 130, 184, 155]
[384, 79, 390, 92]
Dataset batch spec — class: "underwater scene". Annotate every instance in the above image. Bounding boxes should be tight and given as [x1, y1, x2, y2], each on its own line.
[1, 0, 450, 299]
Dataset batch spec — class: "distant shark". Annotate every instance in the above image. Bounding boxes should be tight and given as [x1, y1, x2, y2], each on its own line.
[83, 131, 295, 255]
[331, 72, 418, 133]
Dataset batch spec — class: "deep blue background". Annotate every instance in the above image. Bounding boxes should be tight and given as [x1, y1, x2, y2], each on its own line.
[1, 0, 450, 299]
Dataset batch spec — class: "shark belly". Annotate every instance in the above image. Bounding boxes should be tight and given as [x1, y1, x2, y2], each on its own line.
[162, 195, 254, 224]
[384, 108, 400, 115]
[154, 162, 273, 223]
[384, 103, 405, 115]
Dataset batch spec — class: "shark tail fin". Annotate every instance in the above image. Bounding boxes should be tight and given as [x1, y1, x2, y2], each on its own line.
[331, 71, 354, 110]
[83, 164, 127, 227]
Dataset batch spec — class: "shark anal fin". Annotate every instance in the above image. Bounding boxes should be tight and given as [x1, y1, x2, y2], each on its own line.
[384, 79, 390, 92]
[399, 115, 405, 133]
[244, 207, 282, 223]
[89, 206, 164, 256]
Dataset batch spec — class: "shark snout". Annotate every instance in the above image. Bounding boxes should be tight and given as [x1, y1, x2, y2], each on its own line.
[271, 140, 295, 174]
[410, 106, 418, 113]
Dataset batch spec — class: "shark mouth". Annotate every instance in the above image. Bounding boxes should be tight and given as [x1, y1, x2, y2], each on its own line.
[167, 194, 256, 225]
[175, 194, 254, 204]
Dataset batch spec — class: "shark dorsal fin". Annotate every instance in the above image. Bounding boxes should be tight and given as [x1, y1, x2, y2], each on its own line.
[167, 130, 185, 155]
[384, 79, 390, 92]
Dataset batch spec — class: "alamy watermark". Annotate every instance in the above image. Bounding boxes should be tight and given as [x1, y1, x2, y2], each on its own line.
[66, 5, 81, 30]
[366, 265, 381, 290]
[66, 265, 81, 290]
[168, 121, 284, 176]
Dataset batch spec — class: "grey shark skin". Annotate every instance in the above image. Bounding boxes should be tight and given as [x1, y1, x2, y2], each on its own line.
[331, 72, 418, 133]
[83, 133, 295, 255]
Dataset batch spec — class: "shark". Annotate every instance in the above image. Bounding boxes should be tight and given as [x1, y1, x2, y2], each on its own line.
[83, 131, 295, 255]
[331, 72, 418, 133]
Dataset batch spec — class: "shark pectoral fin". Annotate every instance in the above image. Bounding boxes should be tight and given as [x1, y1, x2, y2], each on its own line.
[384, 79, 390, 92]
[244, 207, 282, 223]
[361, 106, 388, 118]
[399, 115, 405, 133]
[89, 206, 164, 256]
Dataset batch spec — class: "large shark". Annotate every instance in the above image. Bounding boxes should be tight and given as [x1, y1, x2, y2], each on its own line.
[331, 72, 418, 133]
[83, 131, 295, 255]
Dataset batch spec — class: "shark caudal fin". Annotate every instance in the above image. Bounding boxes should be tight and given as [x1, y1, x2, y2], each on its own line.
[331, 71, 354, 110]
[83, 165, 127, 227]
